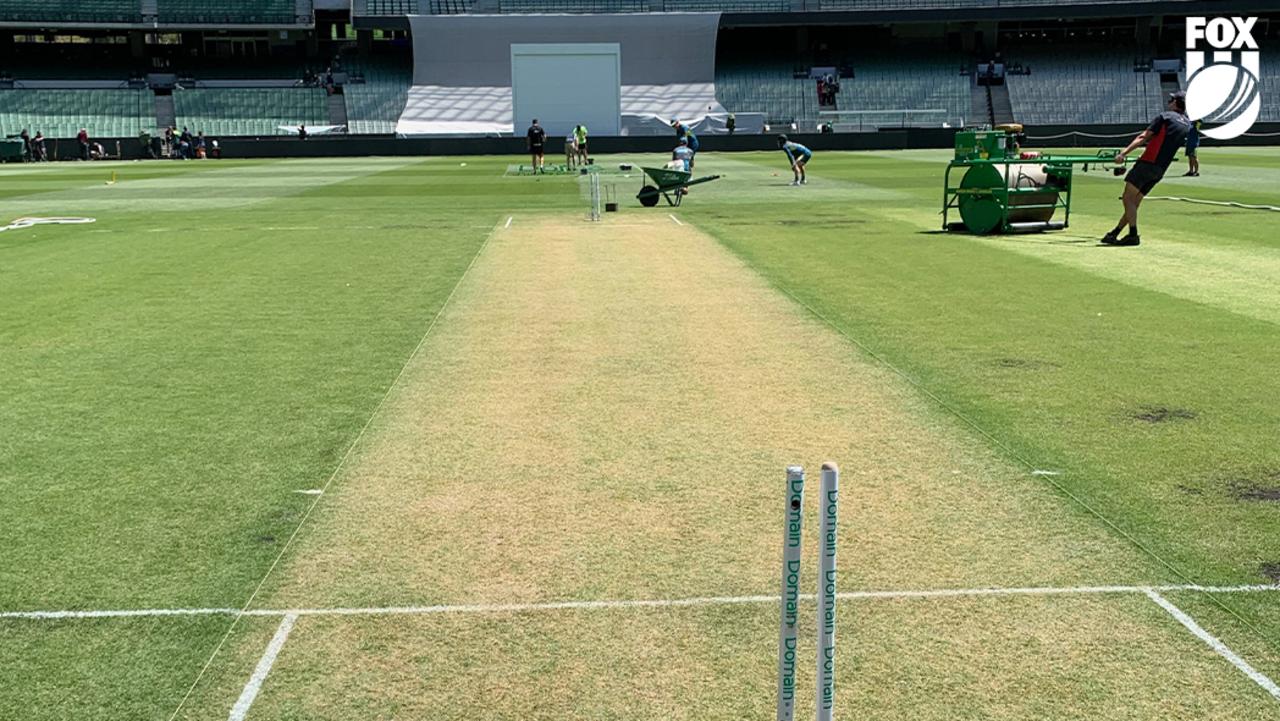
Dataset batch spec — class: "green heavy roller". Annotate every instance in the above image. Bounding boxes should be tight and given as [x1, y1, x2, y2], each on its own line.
[942, 125, 1131, 234]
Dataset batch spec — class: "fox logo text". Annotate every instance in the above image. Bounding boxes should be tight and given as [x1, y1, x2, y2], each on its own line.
[1185, 17, 1261, 140]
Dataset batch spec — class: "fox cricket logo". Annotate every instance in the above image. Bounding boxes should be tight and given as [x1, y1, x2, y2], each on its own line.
[1185, 17, 1261, 140]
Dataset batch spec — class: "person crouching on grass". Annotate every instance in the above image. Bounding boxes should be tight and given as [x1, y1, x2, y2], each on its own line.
[777, 134, 811, 186]
[1104, 91, 1191, 247]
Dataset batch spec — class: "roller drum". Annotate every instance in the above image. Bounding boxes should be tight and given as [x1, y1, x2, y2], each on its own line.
[958, 163, 1059, 234]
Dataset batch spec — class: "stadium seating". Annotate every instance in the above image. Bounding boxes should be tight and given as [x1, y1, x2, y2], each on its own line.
[0, 0, 141, 24]
[497, 0, 647, 13]
[362, 0, 475, 12]
[155, 0, 299, 24]
[662, 0, 789, 10]
[1005, 46, 1164, 125]
[173, 88, 328, 136]
[0, 89, 152, 138]
[1250, 54, 1279, 123]
[715, 58, 812, 124]
[343, 60, 413, 134]
[716, 50, 968, 128]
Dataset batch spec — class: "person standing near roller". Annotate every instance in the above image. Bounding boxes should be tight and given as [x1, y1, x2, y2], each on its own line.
[1103, 91, 1190, 247]
[574, 124, 589, 166]
[777, 134, 811, 186]
[564, 129, 577, 169]
[1183, 119, 1201, 177]
[526, 118, 546, 174]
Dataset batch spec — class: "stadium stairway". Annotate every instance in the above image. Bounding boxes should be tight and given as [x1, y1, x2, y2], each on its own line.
[328, 93, 349, 129]
[971, 82, 992, 127]
[989, 83, 1014, 125]
[156, 95, 176, 131]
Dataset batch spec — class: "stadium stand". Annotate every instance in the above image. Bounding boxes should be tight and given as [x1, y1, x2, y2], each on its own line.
[343, 60, 413, 134]
[715, 47, 967, 128]
[497, 0, 648, 13]
[362, 0, 475, 12]
[155, 0, 301, 24]
[173, 88, 328, 135]
[0, 0, 141, 24]
[1259, 55, 1280, 123]
[0, 89, 152, 138]
[1005, 45, 1164, 125]
[715, 54, 812, 124]
[662, 0, 789, 9]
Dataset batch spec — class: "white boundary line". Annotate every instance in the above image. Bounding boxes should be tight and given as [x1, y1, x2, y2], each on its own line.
[1145, 589, 1280, 701]
[228, 613, 297, 721]
[5, 584, 1275, 621]
[668, 213, 684, 226]
[163, 216, 504, 721]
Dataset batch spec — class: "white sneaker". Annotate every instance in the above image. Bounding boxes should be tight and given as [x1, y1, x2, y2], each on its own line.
[800, 178, 807, 185]
[790, 180, 800, 186]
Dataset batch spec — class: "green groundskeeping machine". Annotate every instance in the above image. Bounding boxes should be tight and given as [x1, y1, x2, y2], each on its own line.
[942, 125, 1130, 234]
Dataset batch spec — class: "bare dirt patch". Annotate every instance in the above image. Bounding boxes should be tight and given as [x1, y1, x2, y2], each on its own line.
[1130, 406, 1197, 423]
[1222, 468, 1280, 502]
[991, 357, 1060, 371]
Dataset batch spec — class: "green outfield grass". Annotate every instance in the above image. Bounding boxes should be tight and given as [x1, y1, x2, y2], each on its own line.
[1, 148, 1278, 720]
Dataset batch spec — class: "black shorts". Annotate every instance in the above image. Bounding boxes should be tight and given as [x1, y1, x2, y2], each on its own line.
[1125, 160, 1166, 195]
[530, 144, 543, 153]
[1186, 145, 1198, 157]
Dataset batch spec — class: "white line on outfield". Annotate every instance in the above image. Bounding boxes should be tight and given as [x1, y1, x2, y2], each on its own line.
[228, 613, 297, 721]
[164, 217, 504, 721]
[1145, 589, 1280, 702]
[668, 214, 683, 226]
[505, 216, 513, 229]
[5, 584, 1276, 621]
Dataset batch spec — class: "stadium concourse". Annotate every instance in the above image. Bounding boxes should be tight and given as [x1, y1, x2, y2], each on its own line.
[3, 2, 1280, 721]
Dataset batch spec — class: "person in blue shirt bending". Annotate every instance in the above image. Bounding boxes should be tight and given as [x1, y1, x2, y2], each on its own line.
[777, 134, 812, 186]
[672, 137, 694, 172]
[671, 119, 699, 170]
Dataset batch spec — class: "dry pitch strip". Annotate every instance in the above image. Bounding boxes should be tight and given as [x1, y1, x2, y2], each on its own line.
[777, 463, 840, 721]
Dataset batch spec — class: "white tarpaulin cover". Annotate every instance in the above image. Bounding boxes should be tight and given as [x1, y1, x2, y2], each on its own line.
[398, 13, 731, 137]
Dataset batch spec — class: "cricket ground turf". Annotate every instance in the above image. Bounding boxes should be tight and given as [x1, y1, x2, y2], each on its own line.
[2, 149, 1278, 719]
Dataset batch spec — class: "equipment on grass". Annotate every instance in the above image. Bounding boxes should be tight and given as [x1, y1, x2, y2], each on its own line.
[588, 171, 602, 222]
[942, 125, 1131, 234]
[636, 166, 721, 207]
[777, 463, 841, 721]
[816, 463, 838, 721]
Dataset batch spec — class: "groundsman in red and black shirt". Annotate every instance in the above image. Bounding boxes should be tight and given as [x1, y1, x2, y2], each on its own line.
[1103, 91, 1191, 246]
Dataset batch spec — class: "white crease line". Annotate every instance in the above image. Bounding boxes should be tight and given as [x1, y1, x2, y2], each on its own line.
[293, 489, 323, 495]
[505, 216, 513, 229]
[1145, 589, 1280, 701]
[668, 214, 683, 226]
[1031, 470, 1061, 476]
[8, 584, 1275, 621]
[228, 613, 298, 721]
